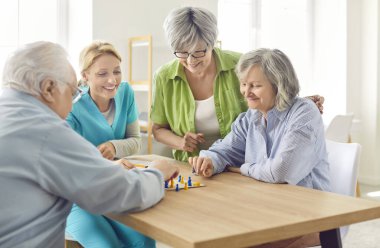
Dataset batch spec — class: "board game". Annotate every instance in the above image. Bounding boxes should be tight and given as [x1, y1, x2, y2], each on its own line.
[165, 175, 205, 191]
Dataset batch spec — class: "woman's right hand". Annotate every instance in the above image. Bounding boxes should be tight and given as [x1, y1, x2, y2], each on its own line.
[181, 132, 205, 152]
[188, 156, 213, 177]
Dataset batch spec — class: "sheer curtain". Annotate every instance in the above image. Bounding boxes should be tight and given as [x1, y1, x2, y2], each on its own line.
[218, 0, 347, 123]
[0, 0, 68, 81]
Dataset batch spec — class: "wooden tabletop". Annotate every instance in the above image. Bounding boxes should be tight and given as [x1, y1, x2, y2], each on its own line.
[107, 155, 380, 248]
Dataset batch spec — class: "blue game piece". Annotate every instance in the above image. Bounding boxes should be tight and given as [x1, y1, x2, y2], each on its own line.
[175, 184, 179, 192]
[188, 176, 192, 186]
[165, 181, 169, 188]
[178, 175, 181, 182]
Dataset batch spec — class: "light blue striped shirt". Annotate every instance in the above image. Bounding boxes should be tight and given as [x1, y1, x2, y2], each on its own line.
[200, 97, 330, 191]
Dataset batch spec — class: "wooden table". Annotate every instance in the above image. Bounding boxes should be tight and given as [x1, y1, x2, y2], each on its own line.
[107, 155, 380, 248]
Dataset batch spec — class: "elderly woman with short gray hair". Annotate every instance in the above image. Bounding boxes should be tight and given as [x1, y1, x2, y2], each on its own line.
[151, 7, 325, 163]
[189, 48, 330, 248]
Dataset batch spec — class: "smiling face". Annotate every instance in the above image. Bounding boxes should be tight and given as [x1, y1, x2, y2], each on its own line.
[240, 65, 276, 116]
[176, 43, 213, 75]
[83, 53, 121, 104]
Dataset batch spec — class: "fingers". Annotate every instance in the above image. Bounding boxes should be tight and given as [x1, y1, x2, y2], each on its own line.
[189, 156, 213, 177]
[122, 159, 135, 169]
[113, 159, 135, 169]
[182, 132, 205, 152]
[97, 142, 116, 160]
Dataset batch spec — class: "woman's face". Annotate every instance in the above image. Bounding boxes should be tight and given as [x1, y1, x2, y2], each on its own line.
[176, 42, 213, 74]
[240, 65, 276, 116]
[83, 53, 122, 102]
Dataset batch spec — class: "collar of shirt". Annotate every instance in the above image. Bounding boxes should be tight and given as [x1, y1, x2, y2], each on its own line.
[250, 99, 296, 127]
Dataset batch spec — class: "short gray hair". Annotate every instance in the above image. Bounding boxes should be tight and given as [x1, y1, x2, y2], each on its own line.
[163, 6, 218, 51]
[236, 48, 300, 111]
[2, 41, 73, 96]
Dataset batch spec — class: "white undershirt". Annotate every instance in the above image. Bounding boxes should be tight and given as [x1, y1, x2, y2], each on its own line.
[194, 95, 221, 150]
[101, 99, 115, 125]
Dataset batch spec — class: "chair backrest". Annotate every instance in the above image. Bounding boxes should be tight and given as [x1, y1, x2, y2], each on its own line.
[325, 113, 354, 142]
[326, 139, 361, 238]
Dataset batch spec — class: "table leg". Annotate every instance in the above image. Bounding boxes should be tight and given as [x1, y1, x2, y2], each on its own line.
[320, 228, 342, 248]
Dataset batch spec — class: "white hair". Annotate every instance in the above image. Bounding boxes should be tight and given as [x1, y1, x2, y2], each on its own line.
[2, 41, 73, 96]
[163, 6, 218, 51]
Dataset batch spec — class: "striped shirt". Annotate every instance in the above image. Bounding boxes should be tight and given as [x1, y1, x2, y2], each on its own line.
[200, 97, 330, 191]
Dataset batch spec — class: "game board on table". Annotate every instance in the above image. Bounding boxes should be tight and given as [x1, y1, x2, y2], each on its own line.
[165, 175, 205, 191]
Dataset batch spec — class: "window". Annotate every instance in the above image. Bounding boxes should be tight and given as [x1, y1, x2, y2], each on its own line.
[218, 0, 347, 123]
[0, 0, 68, 83]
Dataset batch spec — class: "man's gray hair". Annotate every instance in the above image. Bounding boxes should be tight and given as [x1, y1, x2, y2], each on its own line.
[236, 48, 300, 111]
[2, 41, 73, 96]
[163, 6, 218, 51]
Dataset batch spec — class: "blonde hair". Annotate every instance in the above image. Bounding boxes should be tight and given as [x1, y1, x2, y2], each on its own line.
[79, 41, 122, 85]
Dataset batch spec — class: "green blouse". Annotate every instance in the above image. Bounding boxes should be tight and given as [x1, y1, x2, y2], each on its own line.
[151, 48, 248, 161]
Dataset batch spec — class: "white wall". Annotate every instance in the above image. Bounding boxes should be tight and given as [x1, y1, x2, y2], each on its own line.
[347, 0, 380, 185]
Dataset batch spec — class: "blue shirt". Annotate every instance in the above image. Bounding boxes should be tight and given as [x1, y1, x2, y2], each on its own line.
[0, 88, 164, 248]
[200, 97, 330, 191]
[67, 82, 138, 146]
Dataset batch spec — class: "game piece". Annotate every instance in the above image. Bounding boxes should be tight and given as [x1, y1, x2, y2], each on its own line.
[165, 181, 168, 188]
[165, 176, 205, 191]
[192, 181, 201, 187]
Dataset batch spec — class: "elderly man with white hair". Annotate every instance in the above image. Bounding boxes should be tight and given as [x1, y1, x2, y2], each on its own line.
[0, 41, 179, 248]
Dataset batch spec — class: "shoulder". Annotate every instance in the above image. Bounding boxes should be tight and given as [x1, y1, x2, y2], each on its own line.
[233, 109, 257, 128]
[287, 97, 322, 127]
[214, 48, 241, 65]
[154, 59, 179, 79]
[114, 82, 136, 102]
[292, 97, 320, 115]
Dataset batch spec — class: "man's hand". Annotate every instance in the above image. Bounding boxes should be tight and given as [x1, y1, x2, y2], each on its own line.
[113, 158, 135, 169]
[150, 159, 180, 181]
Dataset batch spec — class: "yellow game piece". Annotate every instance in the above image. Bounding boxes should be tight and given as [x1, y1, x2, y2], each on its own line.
[192, 182, 201, 187]
[180, 176, 185, 184]
[170, 178, 174, 188]
[184, 183, 188, 190]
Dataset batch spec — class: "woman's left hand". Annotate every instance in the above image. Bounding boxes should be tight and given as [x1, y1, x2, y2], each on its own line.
[306, 95, 324, 114]
[97, 142, 116, 160]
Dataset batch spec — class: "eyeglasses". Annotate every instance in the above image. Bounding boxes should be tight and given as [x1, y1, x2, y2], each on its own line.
[174, 48, 208, 59]
[72, 87, 84, 103]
